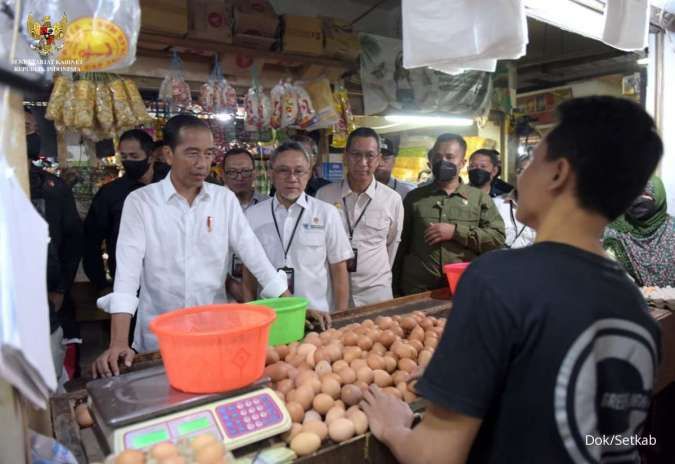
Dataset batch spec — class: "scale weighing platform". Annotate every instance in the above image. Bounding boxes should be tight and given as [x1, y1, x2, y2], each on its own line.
[87, 365, 291, 454]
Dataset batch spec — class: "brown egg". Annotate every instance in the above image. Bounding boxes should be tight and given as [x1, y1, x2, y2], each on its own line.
[337, 367, 357, 385]
[274, 390, 285, 402]
[409, 326, 425, 343]
[334, 399, 346, 410]
[418, 349, 433, 367]
[190, 433, 218, 451]
[75, 403, 93, 428]
[395, 344, 417, 360]
[288, 353, 308, 367]
[325, 344, 342, 362]
[383, 387, 403, 400]
[295, 370, 318, 388]
[342, 332, 359, 346]
[159, 456, 186, 464]
[325, 405, 346, 424]
[304, 332, 321, 345]
[328, 417, 356, 442]
[366, 353, 385, 370]
[114, 449, 145, 464]
[301, 420, 328, 441]
[376, 316, 394, 330]
[321, 377, 342, 399]
[304, 409, 323, 423]
[275, 344, 290, 359]
[289, 341, 300, 353]
[195, 441, 226, 464]
[276, 378, 294, 395]
[266, 346, 280, 366]
[342, 347, 362, 363]
[291, 432, 322, 456]
[286, 402, 305, 423]
[264, 362, 290, 382]
[355, 381, 369, 392]
[408, 339, 424, 354]
[399, 358, 418, 374]
[356, 366, 374, 384]
[346, 405, 361, 418]
[332, 359, 349, 373]
[315, 360, 332, 378]
[295, 385, 315, 410]
[396, 382, 409, 397]
[400, 316, 417, 331]
[313, 347, 331, 364]
[357, 337, 373, 351]
[283, 423, 302, 443]
[312, 393, 335, 414]
[350, 358, 368, 372]
[391, 370, 410, 385]
[341, 384, 363, 406]
[287, 366, 299, 381]
[403, 390, 417, 403]
[392, 325, 404, 337]
[377, 330, 396, 348]
[424, 337, 439, 349]
[350, 410, 369, 435]
[369, 342, 385, 357]
[362, 319, 375, 328]
[383, 356, 398, 373]
[298, 343, 317, 358]
[150, 442, 179, 460]
[373, 369, 393, 387]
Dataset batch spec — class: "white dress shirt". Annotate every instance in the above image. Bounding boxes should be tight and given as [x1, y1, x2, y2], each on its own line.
[316, 178, 404, 307]
[387, 176, 416, 200]
[246, 194, 353, 313]
[97, 175, 287, 352]
[493, 194, 536, 249]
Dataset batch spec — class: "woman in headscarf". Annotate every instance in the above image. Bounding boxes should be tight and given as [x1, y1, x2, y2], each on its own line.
[604, 176, 675, 287]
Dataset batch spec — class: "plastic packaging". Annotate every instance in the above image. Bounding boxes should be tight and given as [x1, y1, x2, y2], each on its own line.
[294, 83, 318, 129]
[331, 82, 354, 148]
[159, 52, 192, 111]
[109, 78, 136, 129]
[61, 82, 76, 129]
[302, 78, 339, 130]
[73, 79, 96, 129]
[123, 78, 152, 125]
[95, 81, 114, 134]
[281, 81, 299, 129]
[244, 86, 271, 132]
[45, 75, 71, 123]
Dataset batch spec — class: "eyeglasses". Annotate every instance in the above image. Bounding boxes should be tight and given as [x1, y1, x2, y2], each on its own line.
[273, 167, 309, 179]
[224, 168, 254, 179]
[348, 151, 379, 162]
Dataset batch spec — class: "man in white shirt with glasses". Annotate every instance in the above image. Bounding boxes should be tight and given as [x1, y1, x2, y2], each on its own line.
[243, 141, 352, 329]
[93, 115, 288, 377]
[317, 128, 404, 307]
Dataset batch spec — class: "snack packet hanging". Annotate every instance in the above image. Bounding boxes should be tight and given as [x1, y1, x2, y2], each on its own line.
[46, 74, 71, 123]
[270, 81, 284, 129]
[244, 87, 260, 132]
[73, 78, 96, 129]
[61, 82, 76, 130]
[331, 82, 354, 148]
[159, 52, 192, 111]
[302, 78, 339, 130]
[124, 79, 152, 125]
[294, 83, 318, 129]
[221, 80, 238, 115]
[281, 80, 299, 129]
[95, 81, 114, 135]
[109, 78, 136, 129]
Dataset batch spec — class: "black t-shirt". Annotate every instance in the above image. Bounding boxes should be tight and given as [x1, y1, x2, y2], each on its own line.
[417, 242, 660, 464]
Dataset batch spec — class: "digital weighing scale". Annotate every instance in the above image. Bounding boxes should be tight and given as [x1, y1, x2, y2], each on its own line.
[87, 365, 291, 454]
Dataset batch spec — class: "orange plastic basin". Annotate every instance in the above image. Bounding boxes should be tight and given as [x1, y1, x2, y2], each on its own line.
[149, 304, 276, 393]
[443, 262, 471, 295]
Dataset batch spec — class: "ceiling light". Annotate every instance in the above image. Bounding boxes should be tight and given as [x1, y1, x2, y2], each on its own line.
[214, 112, 233, 122]
[384, 114, 474, 126]
[637, 57, 649, 65]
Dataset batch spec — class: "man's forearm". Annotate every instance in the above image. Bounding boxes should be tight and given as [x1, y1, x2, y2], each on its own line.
[110, 313, 132, 346]
[331, 263, 349, 312]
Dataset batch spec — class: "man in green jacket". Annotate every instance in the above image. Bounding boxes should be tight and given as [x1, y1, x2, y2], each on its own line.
[393, 134, 505, 295]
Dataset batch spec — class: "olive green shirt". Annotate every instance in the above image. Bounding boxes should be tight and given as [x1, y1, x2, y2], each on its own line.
[393, 182, 505, 295]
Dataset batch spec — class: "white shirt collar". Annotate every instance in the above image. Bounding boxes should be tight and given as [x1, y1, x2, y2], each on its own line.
[274, 192, 308, 211]
[341, 176, 377, 199]
[161, 174, 210, 203]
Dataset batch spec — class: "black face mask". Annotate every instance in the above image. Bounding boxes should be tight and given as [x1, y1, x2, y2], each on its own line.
[468, 168, 492, 188]
[153, 161, 171, 181]
[625, 196, 657, 221]
[123, 159, 150, 180]
[26, 133, 41, 160]
[432, 160, 458, 182]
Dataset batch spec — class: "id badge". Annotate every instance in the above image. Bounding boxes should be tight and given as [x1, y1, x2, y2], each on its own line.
[231, 254, 243, 278]
[346, 248, 358, 273]
[279, 266, 295, 294]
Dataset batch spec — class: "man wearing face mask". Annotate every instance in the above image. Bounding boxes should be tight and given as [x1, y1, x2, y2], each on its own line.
[393, 134, 505, 296]
[604, 176, 675, 287]
[83, 129, 157, 296]
[152, 140, 171, 182]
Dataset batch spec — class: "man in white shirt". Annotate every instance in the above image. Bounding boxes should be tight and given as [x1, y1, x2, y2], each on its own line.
[93, 115, 288, 377]
[375, 137, 415, 200]
[317, 128, 404, 307]
[243, 141, 352, 329]
[222, 147, 269, 302]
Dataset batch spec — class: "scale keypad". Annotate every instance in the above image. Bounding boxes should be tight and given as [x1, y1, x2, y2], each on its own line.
[216, 393, 283, 439]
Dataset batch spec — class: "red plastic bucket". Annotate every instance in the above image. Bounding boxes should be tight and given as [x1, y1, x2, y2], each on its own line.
[443, 262, 471, 295]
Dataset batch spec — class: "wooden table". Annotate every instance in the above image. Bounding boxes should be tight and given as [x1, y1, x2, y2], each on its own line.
[51, 292, 675, 464]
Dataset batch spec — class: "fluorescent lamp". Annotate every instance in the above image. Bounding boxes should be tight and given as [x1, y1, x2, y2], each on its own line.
[384, 114, 474, 126]
[637, 57, 649, 65]
[214, 112, 233, 122]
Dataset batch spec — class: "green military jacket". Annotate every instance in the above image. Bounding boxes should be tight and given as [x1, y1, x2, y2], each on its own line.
[394, 182, 505, 295]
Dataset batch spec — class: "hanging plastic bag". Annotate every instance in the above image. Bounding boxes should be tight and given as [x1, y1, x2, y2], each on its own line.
[73, 77, 96, 129]
[244, 87, 260, 132]
[109, 78, 136, 129]
[200, 58, 221, 113]
[281, 81, 299, 129]
[46, 75, 71, 124]
[220, 80, 238, 115]
[124, 79, 152, 125]
[95, 81, 114, 135]
[294, 83, 318, 129]
[302, 78, 339, 130]
[331, 82, 354, 148]
[270, 81, 284, 129]
[20, 0, 141, 72]
[159, 52, 192, 111]
[61, 83, 76, 130]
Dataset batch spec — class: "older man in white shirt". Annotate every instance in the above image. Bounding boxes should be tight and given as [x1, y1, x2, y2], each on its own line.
[93, 115, 288, 377]
[243, 141, 352, 329]
[317, 128, 404, 307]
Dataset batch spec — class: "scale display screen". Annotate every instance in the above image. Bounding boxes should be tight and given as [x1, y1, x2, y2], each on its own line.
[178, 416, 211, 435]
[131, 428, 170, 449]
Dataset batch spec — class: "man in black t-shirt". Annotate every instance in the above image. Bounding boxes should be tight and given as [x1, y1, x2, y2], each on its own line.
[361, 96, 663, 464]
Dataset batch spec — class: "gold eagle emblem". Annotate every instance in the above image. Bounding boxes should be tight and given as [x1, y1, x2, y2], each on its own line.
[27, 13, 68, 57]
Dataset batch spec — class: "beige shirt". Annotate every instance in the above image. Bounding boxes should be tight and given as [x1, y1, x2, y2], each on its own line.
[316, 177, 404, 307]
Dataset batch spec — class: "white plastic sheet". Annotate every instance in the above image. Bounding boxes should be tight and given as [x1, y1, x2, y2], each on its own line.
[602, 0, 650, 51]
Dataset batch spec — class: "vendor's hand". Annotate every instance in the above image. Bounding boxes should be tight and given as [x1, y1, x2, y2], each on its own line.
[424, 223, 456, 246]
[48, 292, 65, 312]
[92, 342, 135, 378]
[281, 290, 292, 298]
[307, 310, 332, 331]
[407, 366, 425, 394]
[361, 385, 414, 444]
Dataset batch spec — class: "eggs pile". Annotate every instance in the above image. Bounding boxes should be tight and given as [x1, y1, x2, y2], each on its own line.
[266, 311, 445, 456]
[106, 433, 232, 464]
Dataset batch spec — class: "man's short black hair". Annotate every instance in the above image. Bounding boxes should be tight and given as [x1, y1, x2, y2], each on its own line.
[470, 149, 500, 168]
[270, 141, 311, 166]
[545, 96, 663, 220]
[428, 133, 467, 160]
[346, 127, 380, 153]
[120, 129, 154, 157]
[224, 147, 255, 166]
[153, 140, 166, 150]
[163, 114, 210, 151]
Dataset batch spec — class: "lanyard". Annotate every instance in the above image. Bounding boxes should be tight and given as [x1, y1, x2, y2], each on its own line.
[343, 196, 372, 240]
[508, 200, 527, 247]
[271, 197, 305, 261]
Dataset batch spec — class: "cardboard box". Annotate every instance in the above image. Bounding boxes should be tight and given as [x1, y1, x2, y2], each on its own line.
[283, 16, 323, 56]
[232, 33, 277, 50]
[188, 0, 233, 43]
[323, 17, 360, 60]
[233, 0, 278, 37]
[140, 0, 188, 36]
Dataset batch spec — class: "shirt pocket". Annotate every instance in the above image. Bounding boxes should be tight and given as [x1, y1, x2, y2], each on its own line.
[297, 230, 327, 262]
[447, 203, 482, 224]
[361, 212, 389, 245]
